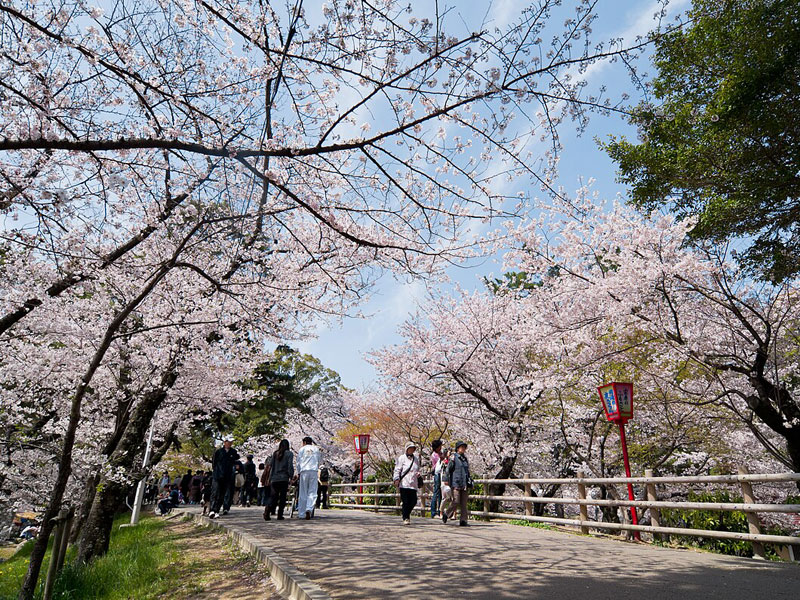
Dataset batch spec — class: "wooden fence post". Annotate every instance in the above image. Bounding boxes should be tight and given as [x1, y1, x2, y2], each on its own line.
[420, 482, 427, 517]
[645, 469, 664, 543]
[56, 507, 74, 572]
[395, 483, 401, 515]
[523, 473, 533, 517]
[374, 483, 381, 513]
[483, 474, 490, 517]
[43, 508, 68, 600]
[738, 465, 766, 559]
[577, 470, 589, 534]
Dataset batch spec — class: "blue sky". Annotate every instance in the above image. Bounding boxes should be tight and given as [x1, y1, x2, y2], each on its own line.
[295, 0, 691, 389]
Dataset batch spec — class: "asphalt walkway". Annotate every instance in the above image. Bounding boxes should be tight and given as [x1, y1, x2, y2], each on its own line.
[183, 506, 800, 599]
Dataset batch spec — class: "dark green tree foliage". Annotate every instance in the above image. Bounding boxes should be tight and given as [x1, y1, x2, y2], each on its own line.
[604, 0, 800, 281]
[194, 345, 341, 447]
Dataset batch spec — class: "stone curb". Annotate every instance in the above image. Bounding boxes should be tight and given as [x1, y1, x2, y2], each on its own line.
[184, 511, 332, 600]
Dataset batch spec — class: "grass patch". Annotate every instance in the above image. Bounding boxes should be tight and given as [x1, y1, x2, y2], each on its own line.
[0, 514, 176, 600]
[508, 519, 555, 530]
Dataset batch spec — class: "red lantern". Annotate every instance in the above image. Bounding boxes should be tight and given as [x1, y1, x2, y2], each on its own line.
[597, 381, 634, 423]
[597, 381, 639, 538]
[353, 433, 370, 454]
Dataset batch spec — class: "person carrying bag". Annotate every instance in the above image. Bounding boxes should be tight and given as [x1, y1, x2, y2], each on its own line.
[393, 442, 421, 525]
[443, 441, 471, 526]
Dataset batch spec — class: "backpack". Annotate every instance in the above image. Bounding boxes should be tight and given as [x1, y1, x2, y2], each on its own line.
[319, 467, 330, 482]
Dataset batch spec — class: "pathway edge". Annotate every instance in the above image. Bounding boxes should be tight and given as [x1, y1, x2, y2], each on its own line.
[184, 511, 332, 600]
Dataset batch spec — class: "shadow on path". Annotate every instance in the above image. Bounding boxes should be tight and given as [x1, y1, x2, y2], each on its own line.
[186, 507, 800, 599]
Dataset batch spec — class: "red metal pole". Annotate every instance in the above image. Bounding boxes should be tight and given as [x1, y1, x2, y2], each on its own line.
[618, 421, 640, 540]
[359, 453, 364, 506]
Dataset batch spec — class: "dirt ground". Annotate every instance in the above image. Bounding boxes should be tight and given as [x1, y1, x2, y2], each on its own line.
[159, 517, 281, 599]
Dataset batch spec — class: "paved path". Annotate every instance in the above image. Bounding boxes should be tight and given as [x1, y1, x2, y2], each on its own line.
[184, 507, 799, 599]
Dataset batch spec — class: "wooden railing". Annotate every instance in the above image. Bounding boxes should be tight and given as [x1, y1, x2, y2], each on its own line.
[329, 467, 800, 561]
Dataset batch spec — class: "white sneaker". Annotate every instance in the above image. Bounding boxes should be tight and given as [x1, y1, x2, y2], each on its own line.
[208, 512, 217, 519]
[403, 519, 410, 525]
[222, 509, 229, 515]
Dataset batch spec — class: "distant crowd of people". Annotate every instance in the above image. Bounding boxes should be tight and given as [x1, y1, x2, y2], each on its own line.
[155, 435, 329, 521]
[154, 435, 470, 526]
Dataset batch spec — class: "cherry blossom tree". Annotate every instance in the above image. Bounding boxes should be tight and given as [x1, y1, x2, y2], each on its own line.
[506, 191, 800, 485]
[0, 1, 664, 594]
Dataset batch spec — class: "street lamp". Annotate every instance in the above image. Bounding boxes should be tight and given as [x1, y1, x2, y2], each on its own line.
[353, 434, 370, 505]
[597, 381, 640, 539]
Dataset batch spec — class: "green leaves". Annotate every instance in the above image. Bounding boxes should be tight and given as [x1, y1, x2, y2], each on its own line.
[212, 345, 341, 442]
[604, 0, 800, 281]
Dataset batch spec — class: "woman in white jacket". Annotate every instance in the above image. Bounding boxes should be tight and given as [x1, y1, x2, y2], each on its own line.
[393, 442, 420, 525]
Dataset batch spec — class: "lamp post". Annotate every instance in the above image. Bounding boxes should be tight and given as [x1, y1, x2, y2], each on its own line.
[129, 423, 155, 526]
[353, 433, 370, 505]
[597, 381, 640, 540]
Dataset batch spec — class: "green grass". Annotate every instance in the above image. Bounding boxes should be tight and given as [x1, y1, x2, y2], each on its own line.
[0, 514, 177, 600]
[508, 519, 555, 530]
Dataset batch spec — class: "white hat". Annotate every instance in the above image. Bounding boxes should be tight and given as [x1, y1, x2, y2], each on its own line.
[405, 441, 417, 452]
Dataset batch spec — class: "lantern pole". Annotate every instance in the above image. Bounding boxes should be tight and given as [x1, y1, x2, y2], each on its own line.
[359, 452, 364, 506]
[618, 420, 640, 540]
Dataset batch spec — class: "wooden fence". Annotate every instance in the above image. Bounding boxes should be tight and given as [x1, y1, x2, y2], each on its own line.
[329, 467, 800, 561]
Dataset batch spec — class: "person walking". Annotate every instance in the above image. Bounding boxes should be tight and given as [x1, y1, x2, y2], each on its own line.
[429, 439, 443, 517]
[316, 465, 330, 509]
[444, 441, 471, 526]
[208, 435, 239, 519]
[189, 470, 203, 504]
[257, 462, 266, 506]
[266, 439, 294, 520]
[180, 469, 193, 500]
[393, 442, 421, 525]
[233, 461, 245, 506]
[242, 454, 257, 506]
[437, 448, 453, 518]
[296, 437, 321, 520]
[201, 470, 212, 514]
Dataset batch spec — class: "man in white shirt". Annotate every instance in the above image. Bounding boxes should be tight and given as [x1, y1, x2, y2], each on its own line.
[296, 436, 321, 520]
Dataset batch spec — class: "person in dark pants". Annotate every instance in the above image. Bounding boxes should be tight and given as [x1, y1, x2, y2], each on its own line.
[180, 469, 193, 501]
[444, 441, 471, 526]
[209, 435, 239, 519]
[429, 439, 443, 517]
[265, 439, 294, 520]
[201, 471, 213, 514]
[157, 485, 181, 515]
[316, 466, 330, 509]
[241, 454, 257, 506]
[393, 442, 421, 525]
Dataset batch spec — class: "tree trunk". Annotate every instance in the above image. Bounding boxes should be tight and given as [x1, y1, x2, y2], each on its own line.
[76, 478, 127, 563]
[598, 485, 620, 524]
[18, 216, 199, 598]
[17, 384, 84, 600]
[77, 353, 181, 564]
[487, 455, 516, 513]
[69, 472, 100, 544]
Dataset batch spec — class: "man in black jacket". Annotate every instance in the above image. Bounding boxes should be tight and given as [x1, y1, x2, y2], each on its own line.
[209, 435, 239, 519]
